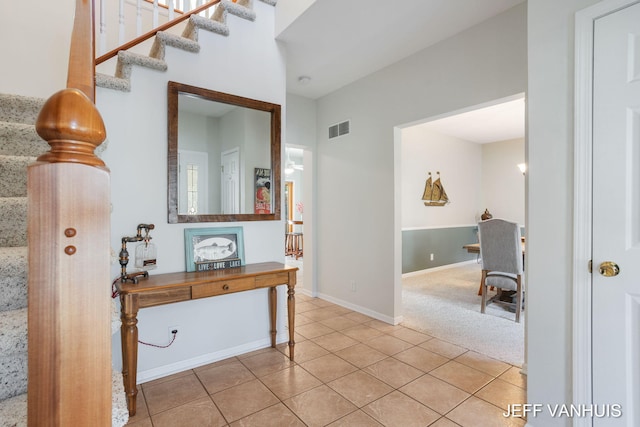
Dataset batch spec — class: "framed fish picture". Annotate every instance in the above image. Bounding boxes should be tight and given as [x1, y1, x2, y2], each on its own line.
[184, 227, 245, 272]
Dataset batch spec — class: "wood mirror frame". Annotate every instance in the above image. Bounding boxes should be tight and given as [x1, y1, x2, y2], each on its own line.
[167, 81, 281, 223]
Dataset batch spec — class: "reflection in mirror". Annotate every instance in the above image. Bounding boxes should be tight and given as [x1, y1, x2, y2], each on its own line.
[168, 81, 281, 223]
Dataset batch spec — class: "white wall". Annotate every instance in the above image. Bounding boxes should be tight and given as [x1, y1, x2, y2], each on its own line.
[0, 0, 75, 98]
[314, 3, 527, 322]
[527, 0, 599, 425]
[275, 0, 316, 35]
[94, 2, 286, 379]
[401, 127, 482, 229]
[481, 138, 525, 225]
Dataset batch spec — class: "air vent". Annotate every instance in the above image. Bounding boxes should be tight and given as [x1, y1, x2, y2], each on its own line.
[328, 120, 351, 140]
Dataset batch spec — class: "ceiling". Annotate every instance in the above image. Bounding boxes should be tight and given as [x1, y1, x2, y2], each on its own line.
[276, 0, 526, 143]
[276, 0, 525, 100]
[418, 97, 525, 143]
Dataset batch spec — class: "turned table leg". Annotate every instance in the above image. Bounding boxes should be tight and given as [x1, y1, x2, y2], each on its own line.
[120, 293, 139, 416]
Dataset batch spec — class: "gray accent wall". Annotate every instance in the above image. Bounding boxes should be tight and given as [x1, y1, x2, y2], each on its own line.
[402, 226, 478, 273]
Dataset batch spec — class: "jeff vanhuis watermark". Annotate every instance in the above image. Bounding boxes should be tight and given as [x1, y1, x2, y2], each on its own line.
[504, 404, 622, 419]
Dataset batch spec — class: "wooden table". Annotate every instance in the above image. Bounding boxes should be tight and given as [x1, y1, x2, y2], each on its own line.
[116, 262, 298, 416]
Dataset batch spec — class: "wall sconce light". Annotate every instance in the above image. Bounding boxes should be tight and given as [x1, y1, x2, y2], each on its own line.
[518, 163, 526, 175]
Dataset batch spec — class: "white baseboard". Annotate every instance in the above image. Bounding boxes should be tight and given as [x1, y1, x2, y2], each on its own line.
[136, 331, 291, 384]
[315, 292, 402, 325]
[402, 259, 478, 278]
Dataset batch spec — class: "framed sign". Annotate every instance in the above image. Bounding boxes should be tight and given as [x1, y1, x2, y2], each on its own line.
[184, 227, 245, 272]
[254, 168, 272, 214]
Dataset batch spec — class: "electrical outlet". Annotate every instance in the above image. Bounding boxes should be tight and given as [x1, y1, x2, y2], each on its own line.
[168, 325, 180, 341]
[430, 253, 434, 261]
[350, 280, 356, 292]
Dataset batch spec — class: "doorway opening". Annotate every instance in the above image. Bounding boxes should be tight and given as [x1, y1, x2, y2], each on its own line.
[396, 93, 527, 367]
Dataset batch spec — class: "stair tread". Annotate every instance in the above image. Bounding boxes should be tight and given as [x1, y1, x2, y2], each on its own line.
[0, 247, 27, 312]
[0, 197, 27, 248]
[0, 94, 44, 125]
[0, 122, 48, 157]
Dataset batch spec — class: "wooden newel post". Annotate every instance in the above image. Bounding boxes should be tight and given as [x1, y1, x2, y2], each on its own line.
[27, 87, 112, 426]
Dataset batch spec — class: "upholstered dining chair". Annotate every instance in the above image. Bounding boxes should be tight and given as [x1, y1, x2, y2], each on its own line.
[478, 218, 524, 322]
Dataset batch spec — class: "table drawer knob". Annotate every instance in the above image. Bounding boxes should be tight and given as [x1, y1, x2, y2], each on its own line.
[222, 284, 230, 291]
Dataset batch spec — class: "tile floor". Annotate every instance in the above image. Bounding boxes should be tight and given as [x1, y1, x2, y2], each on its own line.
[125, 294, 526, 427]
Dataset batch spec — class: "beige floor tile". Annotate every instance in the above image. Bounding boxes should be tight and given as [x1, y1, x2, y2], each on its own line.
[341, 324, 386, 342]
[328, 370, 394, 407]
[334, 343, 388, 368]
[419, 338, 468, 359]
[430, 417, 462, 427]
[142, 373, 208, 415]
[446, 396, 526, 427]
[320, 316, 361, 331]
[343, 311, 374, 323]
[141, 369, 193, 387]
[364, 334, 415, 355]
[455, 351, 511, 376]
[387, 327, 432, 345]
[304, 307, 343, 321]
[125, 418, 153, 427]
[300, 354, 358, 383]
[260, 365, 323, 400]
[240, 348, 295, 377]
[430, 361, 495, 394]
[296, 301, 320, 313]
[286, 339, 329, 363]
[296, 322, 335, 339]
[294, 312, 314, 326]
[400, 374, 470, 415]
[129, 296, 526, 427]
[125, 385, 149, 424]
[150, 396, 226, 427]
[230, 403, 306, 427]
[326, 410, 384, 426]
[475, 378, 527, 411]
[211, 379, 279, 422]
[393, 346, 450, 372]
[312, 331, 358, 352]
[365, 319, 402, 333]
[362, 390, 440, 427]
[363, 357, 424, 388]
[196, 360, 256, 394]
[498, 366, 526, 389]
[283, 385, 357, 427]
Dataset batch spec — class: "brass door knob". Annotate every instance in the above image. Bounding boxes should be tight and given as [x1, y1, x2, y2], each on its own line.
[599, 261, 620, 277]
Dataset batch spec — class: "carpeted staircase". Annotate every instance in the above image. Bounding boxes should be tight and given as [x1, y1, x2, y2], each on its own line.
[0, 93, 130, 427]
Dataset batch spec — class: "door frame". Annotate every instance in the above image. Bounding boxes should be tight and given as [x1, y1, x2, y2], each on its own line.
[573, 0, 640, 422]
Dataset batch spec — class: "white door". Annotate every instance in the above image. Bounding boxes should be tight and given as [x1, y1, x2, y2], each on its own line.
[221, 148, 240, 214]
[178, 150, 208, 215]
[593, 2, 640, 423]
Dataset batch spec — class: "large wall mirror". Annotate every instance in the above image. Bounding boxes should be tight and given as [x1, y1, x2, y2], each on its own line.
[168, 81, 281, 223]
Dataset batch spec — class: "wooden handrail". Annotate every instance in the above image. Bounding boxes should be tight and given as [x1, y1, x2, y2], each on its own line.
[67, 0, 96, 102]
[96, 0, 221, 65]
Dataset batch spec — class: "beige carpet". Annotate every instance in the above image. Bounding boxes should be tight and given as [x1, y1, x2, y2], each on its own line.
[401, 262, 524, 367]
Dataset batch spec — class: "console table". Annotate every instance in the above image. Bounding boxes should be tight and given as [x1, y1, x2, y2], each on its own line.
[116, 262, 298, 416]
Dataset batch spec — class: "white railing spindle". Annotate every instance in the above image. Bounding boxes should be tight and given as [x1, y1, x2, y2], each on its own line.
[167, 0, 175, 20]
[136, 0, 143, 36]
[153, 0, 159, 28]
[99, 0, 107, 55]
[118, 0, 125, 46]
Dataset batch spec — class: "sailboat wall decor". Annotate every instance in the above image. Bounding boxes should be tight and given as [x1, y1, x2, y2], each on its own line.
[422, 171, 450, 206]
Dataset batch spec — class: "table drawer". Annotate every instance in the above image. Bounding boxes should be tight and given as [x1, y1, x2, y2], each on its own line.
[255, 272, 290, 288]
[192, 277, 255, 298]
[138, 287, 191, 308]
